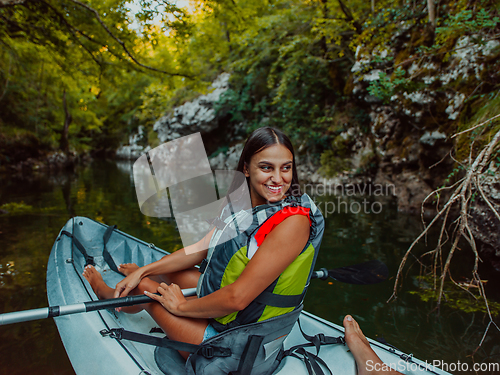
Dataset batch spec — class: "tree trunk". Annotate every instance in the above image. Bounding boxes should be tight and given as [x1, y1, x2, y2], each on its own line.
[59, 90, 72, 154]
[428, 0, 436, 27]
[320, 0, 328, 56]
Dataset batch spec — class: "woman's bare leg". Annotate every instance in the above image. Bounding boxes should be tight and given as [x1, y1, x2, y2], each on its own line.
[343, 315, 402, 375]
[118, 263, 200, 288]
[83, 265, 208, 359]
[83, 265, 144, 313]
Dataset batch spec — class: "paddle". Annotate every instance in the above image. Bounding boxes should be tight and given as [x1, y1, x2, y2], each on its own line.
[0, 260, 388, 326]
[311, 259, 388, 285]
[0, 288, 197, 326]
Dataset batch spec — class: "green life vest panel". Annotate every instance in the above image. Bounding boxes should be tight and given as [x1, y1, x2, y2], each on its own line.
[196, 193, 324, 331]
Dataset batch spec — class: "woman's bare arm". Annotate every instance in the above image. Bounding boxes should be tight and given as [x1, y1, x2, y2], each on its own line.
[147, 215, 310, 318]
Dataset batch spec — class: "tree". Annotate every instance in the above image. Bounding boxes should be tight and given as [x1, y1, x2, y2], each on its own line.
[0, 0, 197, 154]
[428, 0, 436, 27]
[0, 0, 191, 76]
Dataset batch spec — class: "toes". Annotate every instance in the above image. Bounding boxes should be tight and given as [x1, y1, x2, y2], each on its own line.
[343, 315, 354, 329]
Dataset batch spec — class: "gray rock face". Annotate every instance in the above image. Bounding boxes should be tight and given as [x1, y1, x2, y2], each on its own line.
[154, 73, 230, 143]
[209, 144, 244, 171]
[116, 74, 231, 160]
[116, 126, 150, 160]
[419, 131, 447, 147]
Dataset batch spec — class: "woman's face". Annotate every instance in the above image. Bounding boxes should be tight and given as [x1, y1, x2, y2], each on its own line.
[243, 144, 293, 207]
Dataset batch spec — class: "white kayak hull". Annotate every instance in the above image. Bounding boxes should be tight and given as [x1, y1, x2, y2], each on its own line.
[47, 217, 451, 375]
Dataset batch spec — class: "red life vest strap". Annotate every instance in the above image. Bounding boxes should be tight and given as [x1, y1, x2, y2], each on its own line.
[254, 206, 311, 247]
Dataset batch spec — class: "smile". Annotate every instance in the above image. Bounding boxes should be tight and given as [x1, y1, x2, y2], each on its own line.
[265, 185, 283, 193]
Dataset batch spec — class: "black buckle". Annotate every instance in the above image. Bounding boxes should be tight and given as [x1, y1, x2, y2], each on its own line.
[84, 255, 95, 267]
[100, 328, 123, 340]
[316, 333, 326, 344]
[201, 346, 214, 359]
[199, 259, 208, 274]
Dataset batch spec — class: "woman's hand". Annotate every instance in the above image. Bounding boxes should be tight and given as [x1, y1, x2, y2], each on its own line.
[145, 282, 187, 316]
[113, 269, 143, 299]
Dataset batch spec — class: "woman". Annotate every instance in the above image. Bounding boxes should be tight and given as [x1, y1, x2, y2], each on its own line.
[83, 126, 400, 375]
[84, 127, 318, 356]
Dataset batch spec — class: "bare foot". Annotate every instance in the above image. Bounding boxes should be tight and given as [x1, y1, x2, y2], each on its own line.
[343, 315, 402, 375]
[83, 265, 115, 300]
[119, 263, 140, 276]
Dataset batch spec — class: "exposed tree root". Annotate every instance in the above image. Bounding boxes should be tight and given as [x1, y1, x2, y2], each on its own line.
[388, 114, 500, 352]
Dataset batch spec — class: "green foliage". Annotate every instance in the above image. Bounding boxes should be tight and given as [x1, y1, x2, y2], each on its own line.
[0, 201, 35, 215]
[366, 67, 407, 104]
[0, 0, 196, 159]
[435, 8, 500, 46]
[213, 1, 342, 156]
[319, 150, 351, 176]
[455, 91, 500, 162]
[1, 0, 499, 173]
[410, 275, 500, 316]
[351, 2, 424, 52]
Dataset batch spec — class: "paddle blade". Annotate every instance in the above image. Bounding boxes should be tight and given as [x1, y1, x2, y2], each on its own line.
[328, 260, 388, 285]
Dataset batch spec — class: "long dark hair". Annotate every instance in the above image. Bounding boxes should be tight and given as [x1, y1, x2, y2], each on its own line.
[235, 127, 302, 198]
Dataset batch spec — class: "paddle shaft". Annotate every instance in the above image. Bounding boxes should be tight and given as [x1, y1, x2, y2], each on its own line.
[1, 272, 326, 326]
[0, 260, 387, 326]
[0, 287, 197, 326]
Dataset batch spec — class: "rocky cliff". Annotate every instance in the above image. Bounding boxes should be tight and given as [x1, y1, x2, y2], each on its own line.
[117, 29, 500, 268]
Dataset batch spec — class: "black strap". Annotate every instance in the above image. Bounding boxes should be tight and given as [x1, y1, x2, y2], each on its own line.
[277, 318, 344, 375]
[233, 335, 264, 375]
[102, 225, 123, 275]
[59, 230, 95, 266]
[101, 328, 231, 358]
[253, 290, 305, 308]
[287, 347, 331, 375]
[297, 320, 344, 353]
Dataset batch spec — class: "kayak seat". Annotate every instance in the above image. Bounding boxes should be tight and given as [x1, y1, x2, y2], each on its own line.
[155, 345, 187, 375]
[154, 306, 303, 375]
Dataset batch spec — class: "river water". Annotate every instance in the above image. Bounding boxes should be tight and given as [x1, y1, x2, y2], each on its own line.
[0, 159, 499, 374]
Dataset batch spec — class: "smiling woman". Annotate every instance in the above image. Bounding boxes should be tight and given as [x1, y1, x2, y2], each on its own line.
[78, 127, 325, 373]
[238, 127, 302, 206]
[75, 127, 412, 375]
[243, 145, 293, 206]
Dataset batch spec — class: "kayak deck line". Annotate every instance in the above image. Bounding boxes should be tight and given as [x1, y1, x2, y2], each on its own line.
[47, 216, 452, 375]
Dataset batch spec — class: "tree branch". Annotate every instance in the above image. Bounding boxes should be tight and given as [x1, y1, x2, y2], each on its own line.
[68, 0, 193, 78]
[452, 113, 500, 138]
[336, 0, 362, 33]
[38, 0, 104, 68]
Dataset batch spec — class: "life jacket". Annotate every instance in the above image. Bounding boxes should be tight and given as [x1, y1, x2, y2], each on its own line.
[196, 193, 324, 332]
[95, 203, 344, 375]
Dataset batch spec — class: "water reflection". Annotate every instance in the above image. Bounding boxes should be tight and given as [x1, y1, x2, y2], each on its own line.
[0, 160, 498, 374]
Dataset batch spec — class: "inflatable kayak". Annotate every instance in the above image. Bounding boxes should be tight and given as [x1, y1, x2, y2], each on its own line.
[47, 217, 451, 375]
